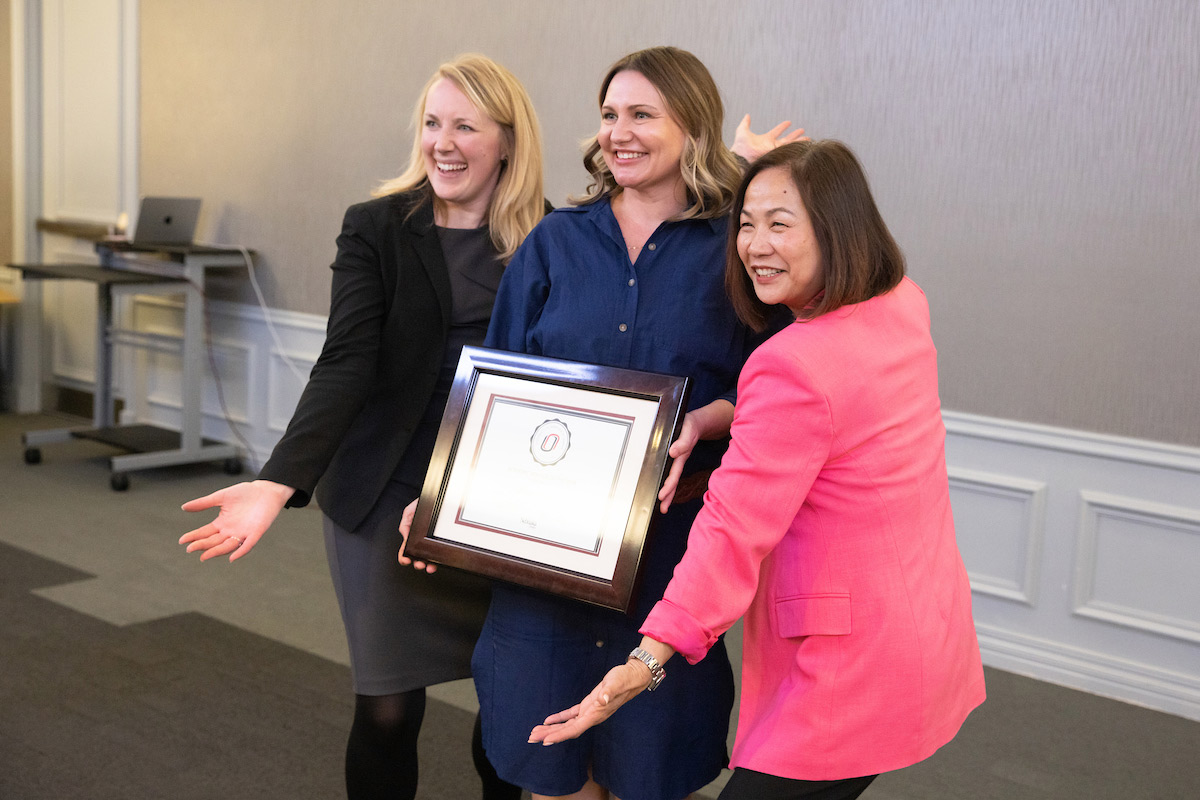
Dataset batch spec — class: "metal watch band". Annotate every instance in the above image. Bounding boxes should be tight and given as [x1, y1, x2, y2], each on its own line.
[628, 647, 665, 691]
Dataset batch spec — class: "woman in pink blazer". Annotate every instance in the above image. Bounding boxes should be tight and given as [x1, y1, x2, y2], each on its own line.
[530, 140, 985, 799]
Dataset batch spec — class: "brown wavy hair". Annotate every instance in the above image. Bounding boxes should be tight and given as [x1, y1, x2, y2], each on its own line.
[572, 46, 741, 220]
[726, 140, 906, 331]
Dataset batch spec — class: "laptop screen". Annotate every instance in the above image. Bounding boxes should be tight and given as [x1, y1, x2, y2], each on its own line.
[131, 197, 202, 246]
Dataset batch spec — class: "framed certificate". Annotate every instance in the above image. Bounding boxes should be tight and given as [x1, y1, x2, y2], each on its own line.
[407, 346, 691, 612]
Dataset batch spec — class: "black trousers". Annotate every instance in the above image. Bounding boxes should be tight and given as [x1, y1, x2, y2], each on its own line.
[719, 768, 878, 800]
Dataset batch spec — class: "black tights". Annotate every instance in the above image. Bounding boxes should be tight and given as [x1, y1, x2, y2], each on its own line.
[345, 690, 521, 800]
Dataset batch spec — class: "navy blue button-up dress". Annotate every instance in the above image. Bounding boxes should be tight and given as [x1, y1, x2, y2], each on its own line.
[472, 197, 756, 800]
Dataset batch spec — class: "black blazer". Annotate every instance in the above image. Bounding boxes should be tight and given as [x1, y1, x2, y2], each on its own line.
[259, 190, 461, 533]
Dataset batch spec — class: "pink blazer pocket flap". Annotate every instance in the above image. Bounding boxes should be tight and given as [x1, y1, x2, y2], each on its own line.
[772, 593, 852, 638]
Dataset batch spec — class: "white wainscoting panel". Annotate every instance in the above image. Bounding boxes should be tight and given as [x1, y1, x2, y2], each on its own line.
[126, 295, 322, 468]
[267, 346, 318, 435]
[1074, 492, 1200, 645]
[949, 467, 1046, 605]
[945, 411, 1200, 722]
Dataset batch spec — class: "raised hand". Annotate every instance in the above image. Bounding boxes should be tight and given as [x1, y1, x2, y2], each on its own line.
[731, 114, 808, 163]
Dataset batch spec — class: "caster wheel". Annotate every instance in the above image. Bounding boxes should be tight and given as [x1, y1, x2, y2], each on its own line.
[110, 473, 130, 492]
[24, 448, 42, 465]
[222, 457, 243, 475]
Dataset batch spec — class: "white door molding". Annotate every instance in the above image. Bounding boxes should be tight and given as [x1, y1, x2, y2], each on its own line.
[8, 0, 139, 411]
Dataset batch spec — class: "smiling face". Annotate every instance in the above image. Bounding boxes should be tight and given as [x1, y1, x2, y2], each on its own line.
[737, 165, 825, 316]
[421, 78, 508, 227]
[597, 70, 687, 201]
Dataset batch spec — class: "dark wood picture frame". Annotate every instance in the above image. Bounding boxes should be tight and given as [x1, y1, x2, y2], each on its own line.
[407, 346, 690, 612]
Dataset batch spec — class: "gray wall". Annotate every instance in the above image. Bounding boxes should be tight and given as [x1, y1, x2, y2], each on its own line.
[139, 0, 1200, 447]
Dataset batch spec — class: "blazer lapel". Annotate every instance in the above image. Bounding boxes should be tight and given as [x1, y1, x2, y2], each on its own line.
[403, 199, 452, 327]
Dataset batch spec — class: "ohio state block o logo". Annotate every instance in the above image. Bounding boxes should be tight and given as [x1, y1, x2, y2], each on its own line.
[530, 419, 571, 466]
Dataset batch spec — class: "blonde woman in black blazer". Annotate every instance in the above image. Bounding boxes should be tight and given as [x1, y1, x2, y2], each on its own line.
[179, 55, 546, 800]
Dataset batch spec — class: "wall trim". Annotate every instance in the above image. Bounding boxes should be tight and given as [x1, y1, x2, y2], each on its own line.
[131, 292, 329, 333]
[943, 410, 1200, 474]
[976, 623, 1200, 722]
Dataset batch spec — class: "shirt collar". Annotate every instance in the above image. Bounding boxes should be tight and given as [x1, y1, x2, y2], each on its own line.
[572, 196, 728, 234]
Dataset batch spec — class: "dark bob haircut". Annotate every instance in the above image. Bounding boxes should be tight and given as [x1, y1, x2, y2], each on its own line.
[725, 140, 905, 331]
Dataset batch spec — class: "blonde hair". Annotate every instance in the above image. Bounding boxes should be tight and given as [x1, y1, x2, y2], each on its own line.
[572, 47, 741, 220]
[374, 54, 544, 262]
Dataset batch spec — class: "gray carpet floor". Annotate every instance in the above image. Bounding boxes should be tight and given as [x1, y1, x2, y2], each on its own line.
[0, 540, 485, 799]
[2, 411, 1199, 799]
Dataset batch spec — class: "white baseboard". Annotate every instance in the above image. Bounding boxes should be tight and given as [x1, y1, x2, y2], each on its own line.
[976, 623, 1200, 720]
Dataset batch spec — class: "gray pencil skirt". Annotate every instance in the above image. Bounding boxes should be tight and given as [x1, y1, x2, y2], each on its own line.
[322, 478, 493, 696]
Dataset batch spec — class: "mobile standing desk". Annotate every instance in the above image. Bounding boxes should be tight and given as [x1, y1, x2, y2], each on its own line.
[11, 241, 250, 490]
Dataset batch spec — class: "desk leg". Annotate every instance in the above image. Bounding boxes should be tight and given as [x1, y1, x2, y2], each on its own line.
[179, 259, 204, 451]
[95, 283, 116, 428]
[13, 278, 45, 413]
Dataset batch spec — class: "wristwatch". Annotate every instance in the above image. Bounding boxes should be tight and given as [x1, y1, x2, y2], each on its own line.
[627, 647, 666, 691]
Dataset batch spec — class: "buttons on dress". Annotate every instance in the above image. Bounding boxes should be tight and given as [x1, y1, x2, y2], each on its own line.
[628, 278, 636, 286]
[647, 243, 656, 251]
[618, 324, 628, 332]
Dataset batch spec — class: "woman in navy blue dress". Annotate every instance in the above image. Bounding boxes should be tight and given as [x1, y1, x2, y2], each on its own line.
[468, 47, 798, 800]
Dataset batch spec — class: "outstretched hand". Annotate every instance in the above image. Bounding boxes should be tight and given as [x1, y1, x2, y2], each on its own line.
[178, 480, 294, 562]
[398, 499, 437, 573]
[731, 114, 808, 163]
[528, 660, 652, 746]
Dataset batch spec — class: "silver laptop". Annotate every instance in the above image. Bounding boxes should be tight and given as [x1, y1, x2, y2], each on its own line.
[131, 197, 202, 246]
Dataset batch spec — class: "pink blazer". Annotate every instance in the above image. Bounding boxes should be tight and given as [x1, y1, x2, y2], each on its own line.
[641, 277, 985, 780]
